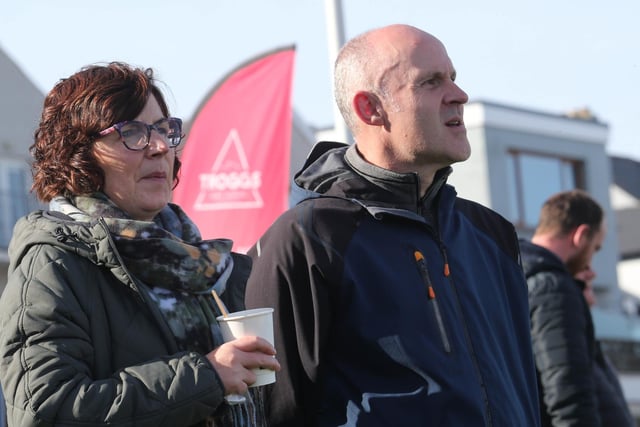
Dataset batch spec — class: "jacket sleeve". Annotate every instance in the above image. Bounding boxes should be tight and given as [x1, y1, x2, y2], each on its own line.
[0, 245, 225, 427]
[529, 273, 600, 427]
[245, 209, 337, 427]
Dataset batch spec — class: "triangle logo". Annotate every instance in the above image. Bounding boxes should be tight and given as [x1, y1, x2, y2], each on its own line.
[193, 129, 263, 211]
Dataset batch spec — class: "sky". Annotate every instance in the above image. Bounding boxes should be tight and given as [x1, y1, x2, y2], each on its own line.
[1, 0, 639, 161]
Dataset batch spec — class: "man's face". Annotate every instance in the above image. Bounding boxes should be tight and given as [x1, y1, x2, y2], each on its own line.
[566, 221, 607, 276]
[378, 30, 471, 173]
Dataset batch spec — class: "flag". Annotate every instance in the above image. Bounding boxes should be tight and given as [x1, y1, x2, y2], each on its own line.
[173, 46, 295, 253]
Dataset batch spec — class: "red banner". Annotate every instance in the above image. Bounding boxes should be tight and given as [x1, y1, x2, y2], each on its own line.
[173, 46, 295, 253]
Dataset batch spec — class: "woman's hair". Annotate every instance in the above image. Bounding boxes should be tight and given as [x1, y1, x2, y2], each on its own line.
[30, 61, 182, 202]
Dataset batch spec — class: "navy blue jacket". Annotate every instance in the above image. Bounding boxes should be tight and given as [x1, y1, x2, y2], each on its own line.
[246, 142, 540, 426]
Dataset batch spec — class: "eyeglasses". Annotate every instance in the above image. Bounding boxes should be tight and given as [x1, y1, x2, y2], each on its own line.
[98, 117, 183, 151]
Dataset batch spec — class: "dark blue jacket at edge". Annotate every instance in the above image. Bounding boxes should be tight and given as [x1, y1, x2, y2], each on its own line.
[246, 142, 541, 426]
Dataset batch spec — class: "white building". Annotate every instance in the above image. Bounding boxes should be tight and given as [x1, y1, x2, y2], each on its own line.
[0, 48, 43, 293]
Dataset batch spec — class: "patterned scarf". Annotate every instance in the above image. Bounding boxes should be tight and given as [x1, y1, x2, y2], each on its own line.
[50, 193, 231, 354]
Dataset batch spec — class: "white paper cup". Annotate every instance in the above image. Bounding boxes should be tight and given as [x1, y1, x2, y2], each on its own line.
[216, 307, 276, 387]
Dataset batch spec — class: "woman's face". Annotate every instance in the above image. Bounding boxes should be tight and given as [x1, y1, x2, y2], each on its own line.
[93, 96, 176, 221]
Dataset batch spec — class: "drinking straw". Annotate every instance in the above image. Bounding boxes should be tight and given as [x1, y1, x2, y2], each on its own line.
[211, 289, 229, 318]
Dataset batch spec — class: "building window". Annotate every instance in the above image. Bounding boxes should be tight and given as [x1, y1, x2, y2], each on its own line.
[506, 150, 585, 229]
[0, 161, 36, 248]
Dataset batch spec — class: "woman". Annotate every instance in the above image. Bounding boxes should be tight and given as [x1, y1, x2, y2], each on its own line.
[0, 62, 279, 426]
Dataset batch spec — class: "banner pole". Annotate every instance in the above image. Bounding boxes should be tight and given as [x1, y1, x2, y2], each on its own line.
[324, 0, 350, 144]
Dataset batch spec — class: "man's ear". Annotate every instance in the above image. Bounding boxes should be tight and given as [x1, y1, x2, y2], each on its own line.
[353, 91, 385, 126]
[572, 224, 591, 248]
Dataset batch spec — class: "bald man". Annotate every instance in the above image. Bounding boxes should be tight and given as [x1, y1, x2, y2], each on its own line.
[246, 24, 540, 426]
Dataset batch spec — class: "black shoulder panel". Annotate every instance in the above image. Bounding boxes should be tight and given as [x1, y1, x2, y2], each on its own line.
[454, 197, 520, 263]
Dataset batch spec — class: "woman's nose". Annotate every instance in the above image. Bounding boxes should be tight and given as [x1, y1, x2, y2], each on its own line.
[147, 130, 171, 153]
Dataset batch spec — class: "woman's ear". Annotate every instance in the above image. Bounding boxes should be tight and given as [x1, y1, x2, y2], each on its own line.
[353, 91, 385, 126]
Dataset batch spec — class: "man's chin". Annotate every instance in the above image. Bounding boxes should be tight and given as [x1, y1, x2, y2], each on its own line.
[566, 257, 585, 277]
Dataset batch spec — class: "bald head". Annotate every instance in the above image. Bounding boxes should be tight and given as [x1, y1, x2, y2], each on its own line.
[333, 24, 468, 192]
[334, 24, 443, 135]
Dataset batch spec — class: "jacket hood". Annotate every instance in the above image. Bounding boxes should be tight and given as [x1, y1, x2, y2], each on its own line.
[519, 238, 568, 279]
[291, 141, 452, 214]
[8, 210, 123, 278]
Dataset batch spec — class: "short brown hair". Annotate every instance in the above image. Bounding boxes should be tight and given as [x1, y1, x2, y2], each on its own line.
[30, 62, 182, 202]
[536, 189, 603, 237]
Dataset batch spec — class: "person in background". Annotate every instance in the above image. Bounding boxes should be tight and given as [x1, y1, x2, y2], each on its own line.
[520, 189, 628, 426]
[245, 24, 540, 426]
[575, 267, 635, 426]
[0, 62, 279, 427]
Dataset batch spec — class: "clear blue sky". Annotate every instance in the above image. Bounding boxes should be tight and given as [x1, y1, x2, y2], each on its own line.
[2, 0, 638, 161]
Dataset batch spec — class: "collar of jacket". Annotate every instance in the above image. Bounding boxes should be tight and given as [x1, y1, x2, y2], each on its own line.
[292, 141, 452, 216]
[518, 238, 569, 279]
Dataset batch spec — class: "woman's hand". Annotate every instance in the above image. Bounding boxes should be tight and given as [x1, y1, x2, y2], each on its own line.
[206, 336, 280, 395]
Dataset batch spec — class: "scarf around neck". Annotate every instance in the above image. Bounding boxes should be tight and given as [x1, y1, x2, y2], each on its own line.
[50, 193, 231, 354]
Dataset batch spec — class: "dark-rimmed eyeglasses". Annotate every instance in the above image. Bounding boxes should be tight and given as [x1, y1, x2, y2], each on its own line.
[98, 117, 183, 151]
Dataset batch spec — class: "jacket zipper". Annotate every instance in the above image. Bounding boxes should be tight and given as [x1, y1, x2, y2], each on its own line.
[439, 243, 494, 427]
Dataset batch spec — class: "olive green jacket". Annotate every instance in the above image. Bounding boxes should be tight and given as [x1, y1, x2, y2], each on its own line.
[0, 210, 249, 426]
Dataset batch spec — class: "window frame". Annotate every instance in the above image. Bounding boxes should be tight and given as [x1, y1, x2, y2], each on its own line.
[506, 149, 586, 230]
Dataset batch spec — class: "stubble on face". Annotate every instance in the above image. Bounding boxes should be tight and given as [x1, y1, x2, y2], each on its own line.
[566, 247, 590, 276]
[566, 225, 606, 276]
